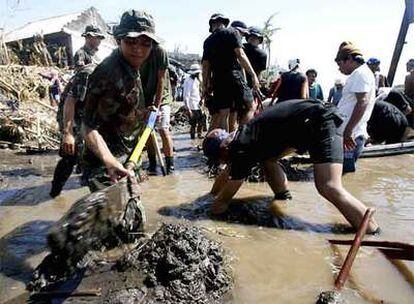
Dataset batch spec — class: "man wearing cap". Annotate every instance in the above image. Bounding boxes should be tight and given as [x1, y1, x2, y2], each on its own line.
[366, 57, 389, 93]
[73, 25, 105, 68]
[50, 63, 96, 197]
[335, 41, 376, 174]
[202, 99, 380, 234]
[138, 13, 175, 175]
[243, 26, 267, 88]
[183, 63, 203, 139]
[81, 10, 161, 191]
[202, 14, 260, 132]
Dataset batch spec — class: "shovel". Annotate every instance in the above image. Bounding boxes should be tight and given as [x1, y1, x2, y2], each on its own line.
[40, 111, 159, 283]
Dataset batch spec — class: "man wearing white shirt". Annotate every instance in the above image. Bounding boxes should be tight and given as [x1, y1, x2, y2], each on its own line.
[335, 42, 376, 173]
[183, 64, 204, 139]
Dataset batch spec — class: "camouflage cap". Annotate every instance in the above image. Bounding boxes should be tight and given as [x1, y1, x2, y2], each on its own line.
[82, 25, 105, 39]
[113, 10, 162, 43]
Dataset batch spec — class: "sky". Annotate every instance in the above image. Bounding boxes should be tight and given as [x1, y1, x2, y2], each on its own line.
[1, 0, 413, 93]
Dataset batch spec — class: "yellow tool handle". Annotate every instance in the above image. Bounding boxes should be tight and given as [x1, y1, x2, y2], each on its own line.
[128, 127, 152, 165]
[127, 111, 158, 165]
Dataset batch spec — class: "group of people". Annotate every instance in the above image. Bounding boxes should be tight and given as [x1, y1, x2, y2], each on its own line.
[49, 9, 414, 235]
[51, 10, 177, 197]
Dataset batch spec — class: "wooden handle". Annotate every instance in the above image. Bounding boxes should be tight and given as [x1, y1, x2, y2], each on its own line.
[334, 208, 375, 291]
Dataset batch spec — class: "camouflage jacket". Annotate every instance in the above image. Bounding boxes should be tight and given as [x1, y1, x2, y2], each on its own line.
[73, 45, 99, 68]
[82, 48, 146, 170]
[57, 64, 96, 134]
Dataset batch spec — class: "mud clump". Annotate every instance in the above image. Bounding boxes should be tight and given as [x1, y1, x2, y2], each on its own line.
[27, 223, 233, 304]
[117, 223, 233, 304]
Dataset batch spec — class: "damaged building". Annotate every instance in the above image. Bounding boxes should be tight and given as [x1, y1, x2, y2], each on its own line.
[3, 7, 117, 67]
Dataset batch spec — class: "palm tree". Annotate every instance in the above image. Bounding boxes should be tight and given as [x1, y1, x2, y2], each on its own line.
[262, 13, 281, 73]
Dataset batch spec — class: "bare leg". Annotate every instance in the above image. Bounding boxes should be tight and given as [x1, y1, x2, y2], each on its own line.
[159, 128, 173, 157]
[314, 163, 379, 233]
[263, 159, 289, 195]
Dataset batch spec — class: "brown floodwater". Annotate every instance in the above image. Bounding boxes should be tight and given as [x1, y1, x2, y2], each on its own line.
[0, 133, 413, 303]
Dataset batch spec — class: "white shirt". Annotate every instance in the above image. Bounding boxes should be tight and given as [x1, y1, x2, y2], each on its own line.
[337, 64, 376, 139]
[183, 76, 201, 110]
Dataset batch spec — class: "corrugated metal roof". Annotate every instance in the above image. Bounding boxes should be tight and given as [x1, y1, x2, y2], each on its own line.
[4, 11, 83, 42]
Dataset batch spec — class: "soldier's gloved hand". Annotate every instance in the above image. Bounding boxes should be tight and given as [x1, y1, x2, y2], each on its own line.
[62, 132, 76, 155]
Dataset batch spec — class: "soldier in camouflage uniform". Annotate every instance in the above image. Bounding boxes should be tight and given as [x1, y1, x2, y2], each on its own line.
[73, 25, 105, 68]
[82, 10, 162, 192]
[50, 64, 96, 197]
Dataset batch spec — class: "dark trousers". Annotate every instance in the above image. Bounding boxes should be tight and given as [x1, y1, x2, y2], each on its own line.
[189, 109, 203, 138]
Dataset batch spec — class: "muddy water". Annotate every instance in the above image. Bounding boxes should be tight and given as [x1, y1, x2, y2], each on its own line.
[0, 134, 413, 303]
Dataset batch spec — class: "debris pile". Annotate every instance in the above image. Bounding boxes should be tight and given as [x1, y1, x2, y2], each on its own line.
[27, 223, 233, 304]
[119, 223, 233, 303]
[0, 65, 65, 149]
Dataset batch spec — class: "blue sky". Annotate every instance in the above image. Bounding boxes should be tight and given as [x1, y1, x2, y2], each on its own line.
[1, 0, 412, 92]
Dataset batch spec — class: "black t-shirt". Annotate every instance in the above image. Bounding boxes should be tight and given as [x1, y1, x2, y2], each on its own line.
[243, 43, 267, 87]
[277, 71, 307, 102]
[384, 88, 413, 113]
[228, 99, 338, 179]
[202, 28, 243, 78]
[367, 100, 408, 143]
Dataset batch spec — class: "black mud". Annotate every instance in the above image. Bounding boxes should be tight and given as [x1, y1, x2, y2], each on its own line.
[27, 223, 233, 304]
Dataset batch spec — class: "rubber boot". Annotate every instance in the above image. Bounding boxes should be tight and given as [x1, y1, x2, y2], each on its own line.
[50, 156, 76, 198]
[165, 156, 175, 175]
[147, 154, 157, 175]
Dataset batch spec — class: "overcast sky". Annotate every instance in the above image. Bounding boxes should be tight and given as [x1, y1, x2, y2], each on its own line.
[1, 0, 413, 92]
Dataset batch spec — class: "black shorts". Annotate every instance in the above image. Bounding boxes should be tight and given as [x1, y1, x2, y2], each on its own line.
[307, 118, 343, 164]
[211, 70, 254, 114]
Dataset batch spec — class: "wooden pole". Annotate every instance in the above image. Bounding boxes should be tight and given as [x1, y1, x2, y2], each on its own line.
[387, 1, 414, 86]
[334, 208, 375, 291]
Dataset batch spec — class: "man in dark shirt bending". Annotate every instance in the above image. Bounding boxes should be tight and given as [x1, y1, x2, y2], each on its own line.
[202, 13, 260, 132]
[203, 99, 380, 234]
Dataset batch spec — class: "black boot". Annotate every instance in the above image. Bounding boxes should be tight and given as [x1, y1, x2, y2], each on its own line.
[147, 154, 157, 175]
[50, 156, 77, 198]
[165, 156, 175, 175]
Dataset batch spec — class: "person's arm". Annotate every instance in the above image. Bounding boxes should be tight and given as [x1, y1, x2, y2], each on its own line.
[202, 59, 211, 96]
[153, 68, 167, 108]
[328, 88, 334, 103]
[210, 166, 244, 214]
[83, 125, 133, 182]
[62, 95, 76, 155]
[270, 78, 282, 105]
[211, 166, 229, 195]
[343, 92, 370, 150]
[235, 48, 260, 91]
[300, 76, 309, 99]
[182, 79, 192, 117]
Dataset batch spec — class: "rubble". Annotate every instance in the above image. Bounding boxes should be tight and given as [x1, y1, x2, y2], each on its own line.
[0, 65, 67, 150]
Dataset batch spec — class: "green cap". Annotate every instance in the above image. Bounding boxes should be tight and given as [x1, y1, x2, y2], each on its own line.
[113, 10, 162, 43]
